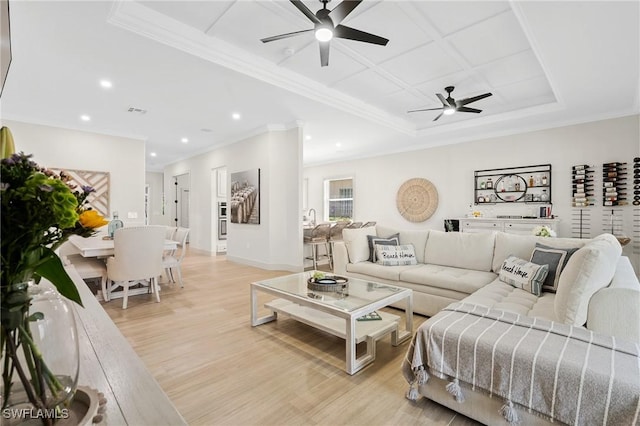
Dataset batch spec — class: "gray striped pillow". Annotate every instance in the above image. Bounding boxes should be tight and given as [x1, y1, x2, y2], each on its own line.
[375, 244, 417, 266]
[499, 255, 549, 296]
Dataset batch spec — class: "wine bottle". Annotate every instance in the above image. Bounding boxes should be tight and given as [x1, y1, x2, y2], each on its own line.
[604, 200, 628, 206]
[603, 162, 625, 167]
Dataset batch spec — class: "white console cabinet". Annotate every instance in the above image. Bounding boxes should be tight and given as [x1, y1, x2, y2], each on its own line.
[458, 218, 560, 235]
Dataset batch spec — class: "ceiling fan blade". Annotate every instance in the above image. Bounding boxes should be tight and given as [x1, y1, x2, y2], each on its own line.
[407, 107, 443, 113]
[433, 112, 444, 122]
[290, 0, 321, 24]
[329, 0, 362, 25]
[436, 93, 449, 107]
[261, 28, 314, 43]
[457, 106, 482, 113]
[334, 24, 389, 46]
[319, 41, 330, 67]
[458, 92, 492, 106]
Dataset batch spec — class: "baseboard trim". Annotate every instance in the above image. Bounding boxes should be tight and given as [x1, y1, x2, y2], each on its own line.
[226, 255, 302, 273]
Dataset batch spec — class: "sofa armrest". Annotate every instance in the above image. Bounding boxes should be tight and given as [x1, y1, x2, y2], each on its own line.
[587, 256, 640, 343]
[333, 241, 349, 276]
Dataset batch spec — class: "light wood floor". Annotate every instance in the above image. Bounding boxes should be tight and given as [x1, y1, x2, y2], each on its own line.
[101, 250, 479, 426]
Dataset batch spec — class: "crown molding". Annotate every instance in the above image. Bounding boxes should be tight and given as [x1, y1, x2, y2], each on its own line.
[107, 1, 416, 137]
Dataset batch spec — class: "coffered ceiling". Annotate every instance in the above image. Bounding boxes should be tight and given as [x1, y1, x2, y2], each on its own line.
[1, 1, 638, 170]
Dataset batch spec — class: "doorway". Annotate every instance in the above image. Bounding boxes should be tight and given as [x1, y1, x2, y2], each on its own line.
[174, 173, 190, 229]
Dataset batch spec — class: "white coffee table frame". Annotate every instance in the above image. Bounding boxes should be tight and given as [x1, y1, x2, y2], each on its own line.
[251, 274, 413, 375]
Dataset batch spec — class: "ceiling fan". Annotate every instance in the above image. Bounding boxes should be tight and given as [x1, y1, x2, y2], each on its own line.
[408, 86, 493, 121]
[260, 0, 389, 67]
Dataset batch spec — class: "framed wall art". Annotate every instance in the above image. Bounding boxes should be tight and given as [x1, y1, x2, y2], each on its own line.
[229, 168, 260, 224]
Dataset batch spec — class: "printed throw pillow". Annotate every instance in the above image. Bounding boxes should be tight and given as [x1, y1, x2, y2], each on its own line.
[375, 244, 417, 266]
[498, 255, 549, 296]
[367, 233, 399, 262]
[530, 243, 579, 292]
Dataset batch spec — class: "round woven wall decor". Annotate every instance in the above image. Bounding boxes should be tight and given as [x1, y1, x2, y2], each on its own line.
[396, 178, 439, 222]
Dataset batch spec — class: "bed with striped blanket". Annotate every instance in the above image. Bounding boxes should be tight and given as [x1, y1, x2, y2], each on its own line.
[403, 302, 640, 425]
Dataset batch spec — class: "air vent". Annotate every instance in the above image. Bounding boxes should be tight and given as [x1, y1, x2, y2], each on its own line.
[127, 106, 147, 114]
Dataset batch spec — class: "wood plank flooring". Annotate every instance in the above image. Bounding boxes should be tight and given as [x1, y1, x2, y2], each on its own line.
[101, 249, 479, 425]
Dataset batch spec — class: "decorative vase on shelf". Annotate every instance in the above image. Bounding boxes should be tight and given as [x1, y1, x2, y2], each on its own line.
[540, 189, 549, 202]
[1, 282, 80, 424]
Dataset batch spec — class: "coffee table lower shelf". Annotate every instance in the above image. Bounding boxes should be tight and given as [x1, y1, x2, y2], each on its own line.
[265, 299, 400, 373]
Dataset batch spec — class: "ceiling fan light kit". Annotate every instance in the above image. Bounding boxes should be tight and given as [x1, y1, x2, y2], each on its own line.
[408, 86, 493, 121]
[261, 0, 389, 67]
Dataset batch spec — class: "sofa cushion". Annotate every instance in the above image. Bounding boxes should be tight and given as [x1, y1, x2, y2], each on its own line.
[346, 262, 420, 282]
[492, 232, 589, 273]
[554, 233, 622, 326]
[530, 243, 579, 292]
[343, 226, 376, 263]
[375, 226, 430, 263]
[462, 279, 558, 322]
[498, 255, 548, 296]
[400, 264, 497, 294]
[424, 230, 495, 272]
[367, 233, 399, 262]
[376, 244, 418, 266]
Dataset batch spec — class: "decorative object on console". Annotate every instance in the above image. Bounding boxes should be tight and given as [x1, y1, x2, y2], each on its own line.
[396, 178, 438, 222]
[260, 0, 389, 67]
[633, 157, 640, 256]
[532, 225, 556, 237]
[230, 169, 260, 224]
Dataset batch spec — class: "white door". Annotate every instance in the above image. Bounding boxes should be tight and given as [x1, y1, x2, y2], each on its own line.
[180, 188, 189, 228]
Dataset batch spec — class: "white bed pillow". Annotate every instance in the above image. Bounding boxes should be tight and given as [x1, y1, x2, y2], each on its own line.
[554, 234, 622, 326]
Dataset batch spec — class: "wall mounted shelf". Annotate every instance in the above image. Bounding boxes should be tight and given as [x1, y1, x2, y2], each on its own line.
[474, 164, 552, 205]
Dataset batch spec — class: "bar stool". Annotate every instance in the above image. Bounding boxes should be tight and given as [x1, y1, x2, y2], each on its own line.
[346, 222, 363, 229]
[328, 221, 350, 270]
[304, 223, 332, 270]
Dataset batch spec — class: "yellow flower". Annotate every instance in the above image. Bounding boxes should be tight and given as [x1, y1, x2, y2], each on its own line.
[79, 210, 108, 229]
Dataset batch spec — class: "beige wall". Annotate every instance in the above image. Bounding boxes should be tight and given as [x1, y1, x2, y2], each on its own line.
[3, 120, 146, 225]
[304, 115, 640, 271]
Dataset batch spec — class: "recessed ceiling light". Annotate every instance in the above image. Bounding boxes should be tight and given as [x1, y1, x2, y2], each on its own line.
[305, 135, 312, 140]
[232, 113, 241, 120]
[335, 142, 342, 147]
[181, 137, 189, 143]
[80, 115, 91, 121]
[150, 152, 157, 157]
[99, 80, 112, 89]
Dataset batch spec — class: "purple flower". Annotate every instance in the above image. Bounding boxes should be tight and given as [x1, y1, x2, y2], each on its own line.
[81, 185, 95, 193]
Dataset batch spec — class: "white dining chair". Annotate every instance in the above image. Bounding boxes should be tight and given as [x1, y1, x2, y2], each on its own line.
[163, 227, 190, 287]
[106, 225, 165, 309]
[57, 241, 110, 301]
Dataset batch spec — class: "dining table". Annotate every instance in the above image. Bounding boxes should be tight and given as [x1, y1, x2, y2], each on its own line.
[69, 233, 177, 258]
[68, 233, 178, 302]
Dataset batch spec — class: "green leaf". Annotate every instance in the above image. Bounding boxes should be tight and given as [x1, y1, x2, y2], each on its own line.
[28, 312, 44, 321]
[34, 249, 83, 307]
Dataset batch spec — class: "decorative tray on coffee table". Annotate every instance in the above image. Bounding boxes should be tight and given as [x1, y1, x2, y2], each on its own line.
[307, 275, 349, 292]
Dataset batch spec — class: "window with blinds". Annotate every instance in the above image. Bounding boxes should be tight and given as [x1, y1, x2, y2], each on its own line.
[324, 177, 353, 221]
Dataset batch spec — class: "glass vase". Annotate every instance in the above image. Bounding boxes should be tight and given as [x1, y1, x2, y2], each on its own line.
[1, 283, 79, 424]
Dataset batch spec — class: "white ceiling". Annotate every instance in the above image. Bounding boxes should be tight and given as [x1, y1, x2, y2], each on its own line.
[1, 1, 638, 171]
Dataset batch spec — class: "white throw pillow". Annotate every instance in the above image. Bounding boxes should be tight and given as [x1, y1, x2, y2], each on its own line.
[376, 244, 418, 266]
[554, 234, 622, 326]
[342, 226, 376, 263]
[498, 255, 549, 296]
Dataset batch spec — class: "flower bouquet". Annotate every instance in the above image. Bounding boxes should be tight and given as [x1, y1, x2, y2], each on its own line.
[1, 148, 107, 422]
[532, 225, 556, 238]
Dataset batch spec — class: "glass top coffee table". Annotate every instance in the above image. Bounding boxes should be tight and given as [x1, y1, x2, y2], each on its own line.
[251, 272, 413, 375]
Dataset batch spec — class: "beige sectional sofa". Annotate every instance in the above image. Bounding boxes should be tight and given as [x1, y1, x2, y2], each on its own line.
[333, 225, 640, 425]
[332, 225, 640, 342]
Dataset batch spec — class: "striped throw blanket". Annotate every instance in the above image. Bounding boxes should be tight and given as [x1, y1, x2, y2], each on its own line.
[402, 302, 640, 425]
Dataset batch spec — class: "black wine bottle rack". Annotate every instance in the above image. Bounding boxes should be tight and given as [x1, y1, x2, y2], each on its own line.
[602, 162, 627, 206]
[633, 156, 640, 207]
[572, 164, 594, 207]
